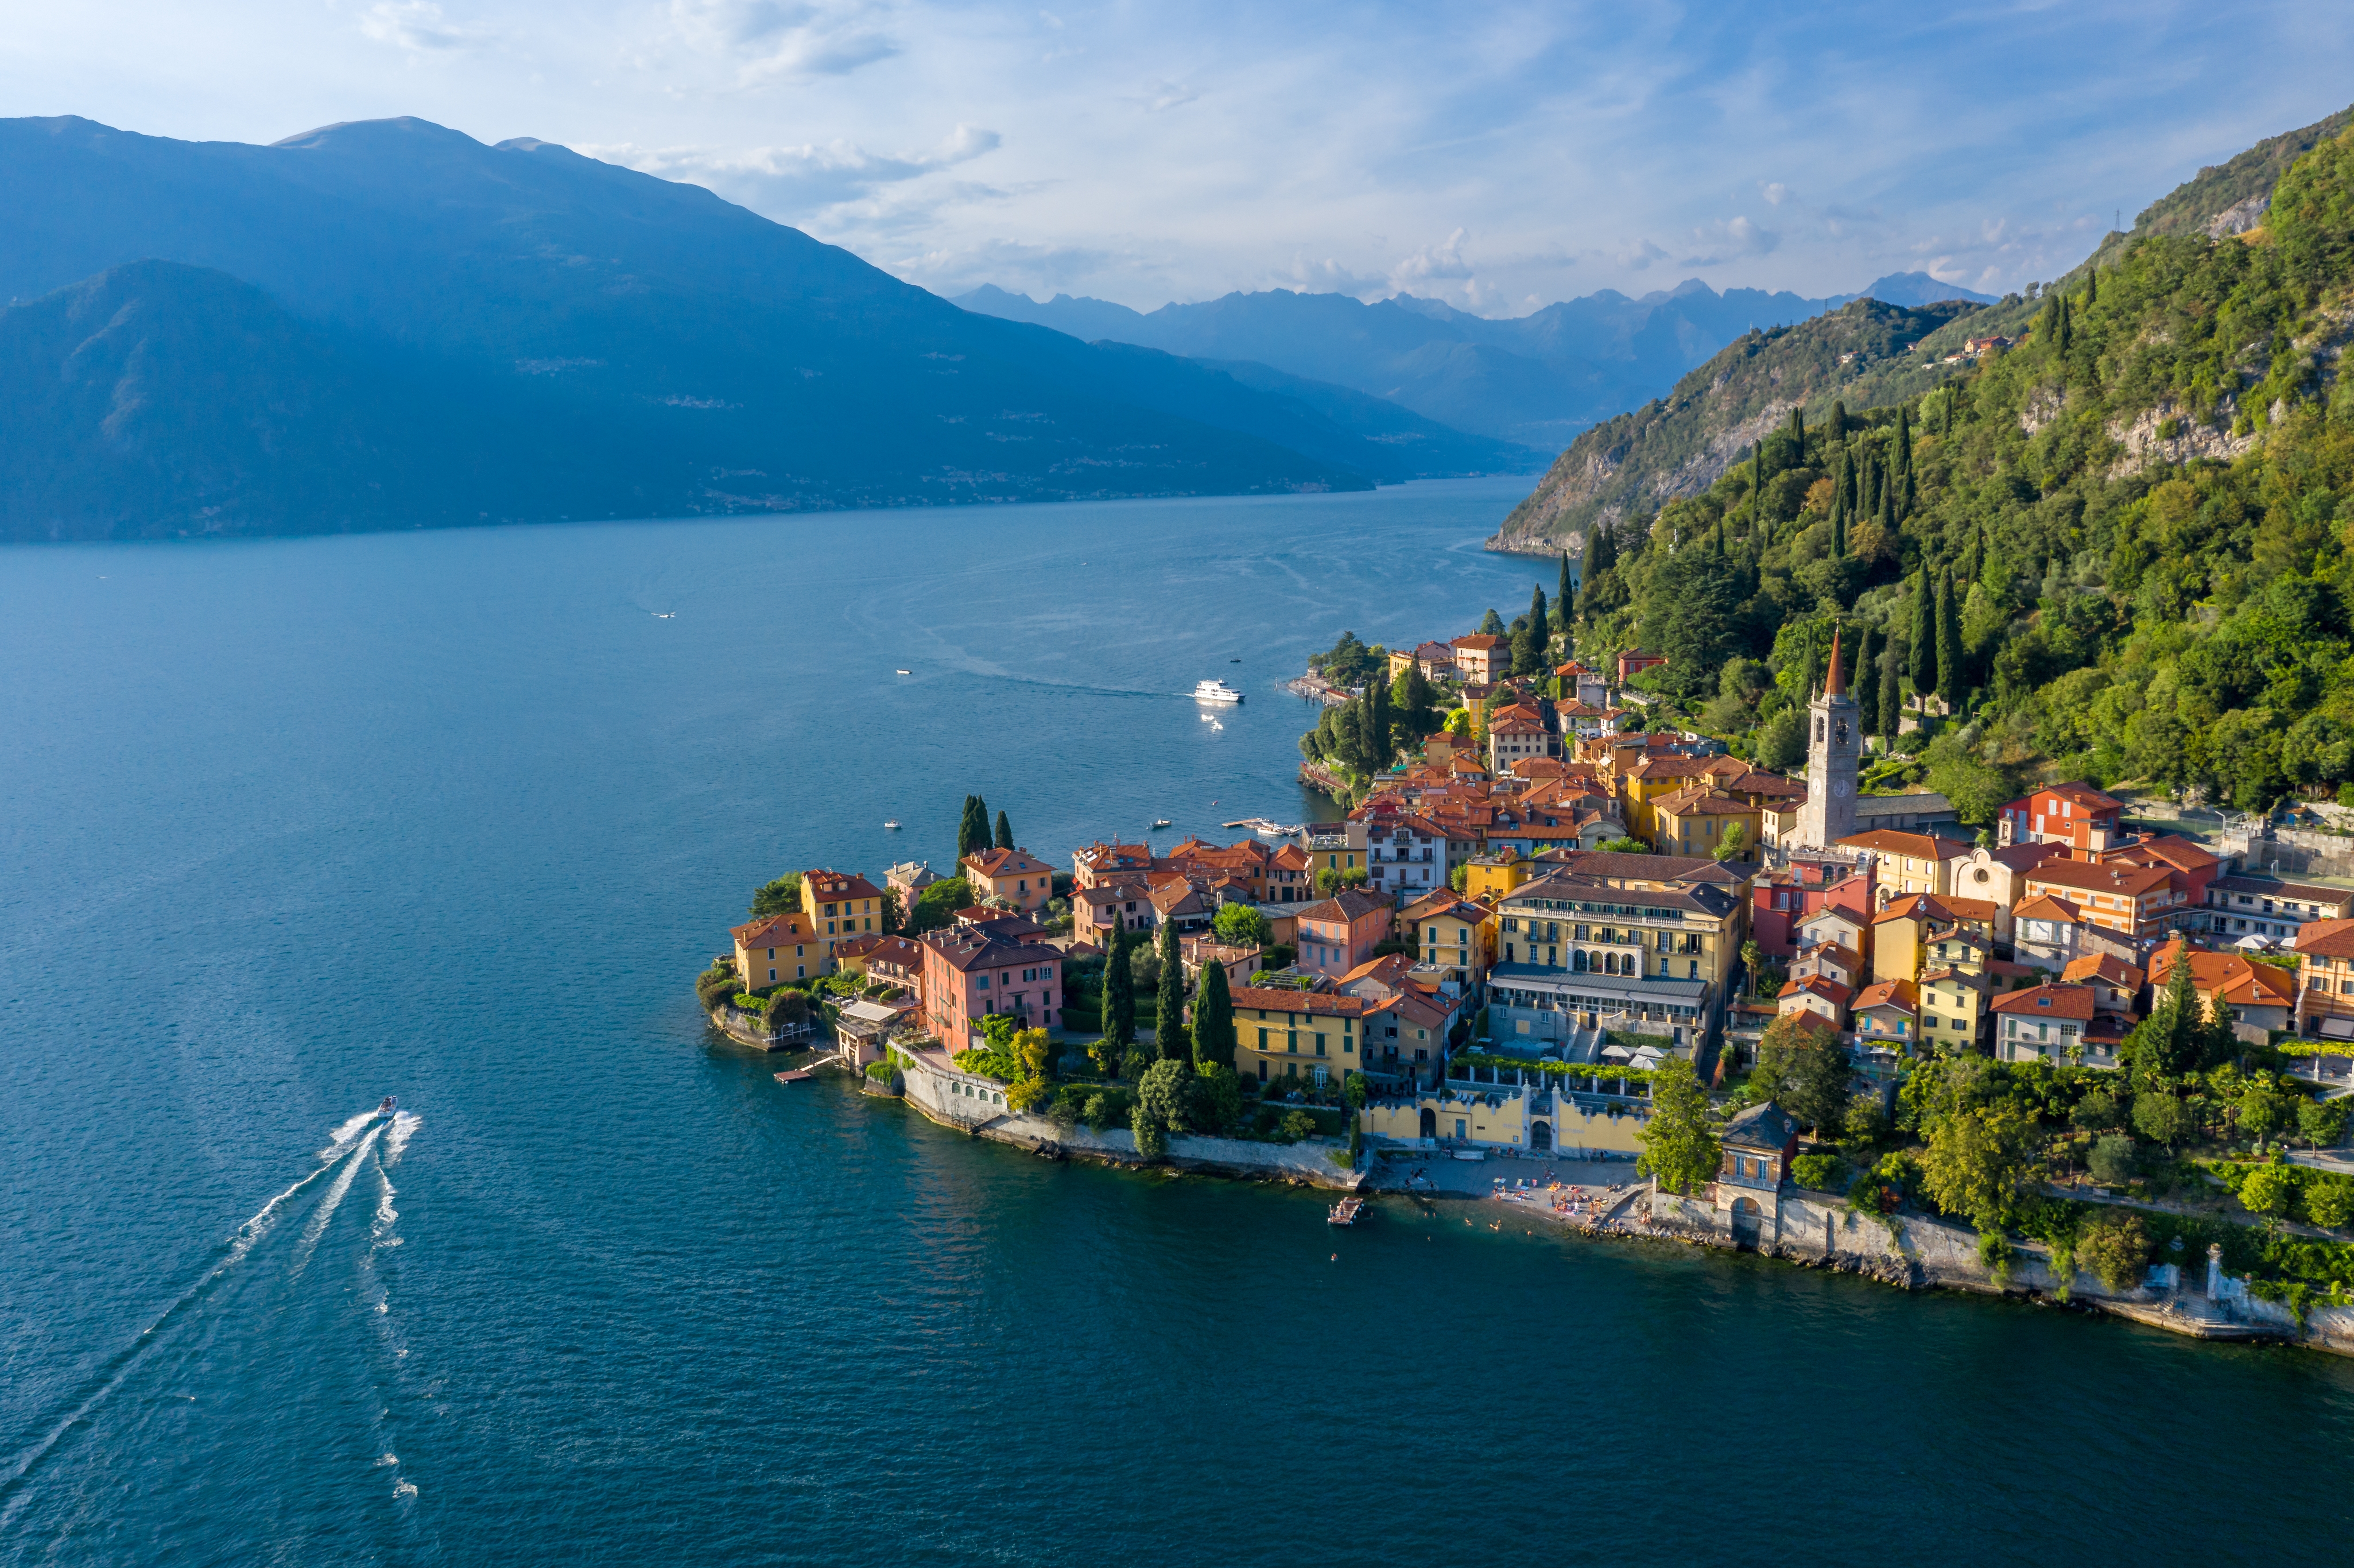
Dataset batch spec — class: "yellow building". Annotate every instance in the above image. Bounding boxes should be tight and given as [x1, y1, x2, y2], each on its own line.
[1836, 829, 1975, 899]
[1306, 821, 1367, 880]
[1229, 986, 1369, 1088]
[1869, 892, 1957, 984]
[1649, 785, 1764, 863]
[1615, 755, 1717, 842]
[802, 869, 888, 971]
[1919, 964, 1990, 1052]
[732, 911, 819, 988]
[1461, 851, 1532, 903]
[1358, 1084, 1649, 1155]
[1401, 890, 1490, 980]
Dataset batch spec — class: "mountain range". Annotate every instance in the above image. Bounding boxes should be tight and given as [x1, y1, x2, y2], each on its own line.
[955, 273, 1994, 450]
[1487, 100, 2354, 555]
[0, 116, 1553, 540]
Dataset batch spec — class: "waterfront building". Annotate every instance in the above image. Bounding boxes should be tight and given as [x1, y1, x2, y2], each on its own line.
[1229, 985, 1368, 1088]
[961, 847, 1055, 914]
[1359, 1057, 1652, 1155]
[1716, 1100, 1800, 1245]
[1072, 841, 1158, 889]
[919, 925, 1064, 1047]
[1365, 813, 1449, 902]
[1487, 868, 1735, 1046]
[835, 933, 924, 995]
[802, 869, 888, 971]
[1794, 630, 1860, 852]
[732, 910, 819, 987]
[1295, 888, 1395, 979]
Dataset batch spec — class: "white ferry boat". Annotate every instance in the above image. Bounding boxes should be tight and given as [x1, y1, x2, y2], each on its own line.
[1192, 679, 1243, 705]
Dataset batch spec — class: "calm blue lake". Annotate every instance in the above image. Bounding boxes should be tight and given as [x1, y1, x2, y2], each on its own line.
[1, 477, 2348, 1565]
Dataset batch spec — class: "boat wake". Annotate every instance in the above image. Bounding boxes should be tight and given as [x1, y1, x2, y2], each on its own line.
[0, 1103, 421, 1521]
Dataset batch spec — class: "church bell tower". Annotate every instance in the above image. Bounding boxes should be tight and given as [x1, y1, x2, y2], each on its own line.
[1797, 628, 1860, 850]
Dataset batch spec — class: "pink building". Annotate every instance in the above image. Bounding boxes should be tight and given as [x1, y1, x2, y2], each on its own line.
[920, 926, 1064, 1048]
[1294, 888, 1395, 980]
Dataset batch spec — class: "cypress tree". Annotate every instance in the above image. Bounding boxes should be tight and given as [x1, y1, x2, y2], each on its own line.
[1103, 919, 1135, 1050]
[994, 809, 1015, 851]
[1935, 570, 1964, 709]
[1881, 469, 1898, 534]
[958, 796, 989, 860]
[1155, 917, 1186, 1062]
[1942, 382, 1955, 438]
[1853, 626, 1876, 733]
[1557, 551, 1575, 636]
[1528, 583, 1548, 655]
[1909, 569, 1935, 691]
[1193, 957, 1235, 1070]
[1830, 400, 1848, 441]
[1790, 405, 1805, 458]
[2056, 293, 2073, 354]
[1369, 671, 1392, 764]
[1832, 496, 1847, 558]
[1751, 441, 1766, 528]
[1879, 636, 1904, 745]
[1896, 407, 1912, 479]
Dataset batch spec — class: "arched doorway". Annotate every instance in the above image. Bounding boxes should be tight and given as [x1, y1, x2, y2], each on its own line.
[1731, 1196, 1763, 1248]
[1530, 1120, 1552, 1151]
[1419, 1107, 1438, 1140]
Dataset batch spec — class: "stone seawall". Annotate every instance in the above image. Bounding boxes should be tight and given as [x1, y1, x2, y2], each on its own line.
[893, 1049, 1361, 1188]
[1645, 1185, 2354, 1357]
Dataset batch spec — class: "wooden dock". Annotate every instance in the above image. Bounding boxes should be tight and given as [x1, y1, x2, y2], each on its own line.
[1327, 1196, 1365, 1226]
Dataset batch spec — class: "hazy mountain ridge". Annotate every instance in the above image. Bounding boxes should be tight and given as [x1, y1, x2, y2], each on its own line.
[957, 273, 1993, 450]
[3, 116, 1573, 539]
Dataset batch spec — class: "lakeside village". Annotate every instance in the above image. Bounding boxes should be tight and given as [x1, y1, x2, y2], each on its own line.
[699, 603, 2354, 1354]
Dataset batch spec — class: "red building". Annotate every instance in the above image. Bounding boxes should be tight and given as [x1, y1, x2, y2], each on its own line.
[1294, 888, 1396, 980]
[920, 925, 1064, 1048]
[1616, 650, 1668, 685]
[1997, 782, 2125, 851]
[1750, 861, 1875, 960]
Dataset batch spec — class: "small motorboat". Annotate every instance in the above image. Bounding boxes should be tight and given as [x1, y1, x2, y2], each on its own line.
[377, 1096, 398, 1118]
[1150, 818, 1171, 829]
[884, 820, 901, 829]
[895, 669, 911, 676]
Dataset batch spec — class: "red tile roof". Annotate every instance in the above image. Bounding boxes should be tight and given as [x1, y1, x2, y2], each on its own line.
[1991, 983, 2096, 1022]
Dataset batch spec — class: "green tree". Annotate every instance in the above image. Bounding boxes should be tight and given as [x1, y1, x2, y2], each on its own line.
[1557, 551, 1576, 637]
[1154, 918, 1186, 1061]
[1908, 568, 1935, 693]
[1528, 583, 1549, 660]
[1101, 918, 1136, 1049]
[749, 873, 803, 918]
[1194, 1061, 1243, 1134]
[2088, 1134, 2137, 1185]
[1192, 956, 1236, 1069]
[1131, 1111, 1168, 1159]
[2299, 1096, 2347, 1150]
[2239, 1085, 2289, 1149]
[2125, 960, 2232, 1082]
[1756, 707, 1805, 770]
[958, 795, 990, 860]
[1713, 821, 1750, 862]
[1136, 1057, 1194, 1132]
[1392, 662, 1438, 736]
[2078, 1213, 2148, 1293]
[2240, 1163, 2295, 1231]
[1741, 939, 1765, 995]
[1510, 619, 1541, 679]
[1478, 608, 1505, 636]
[907, 876, 971, 934]
[2131, 1091, 2193, 1154]
[2309, 1181, 2354, 1230]
[1934, 569, 1964, 709]
[1877, 637, 1904, 747]
[1751, 1013, 1854, 1131]
[1920, 1105, 2032, 1231]
[1636, 1057, 1720, 1194]
[1212, 903, 1272, 949]
[994, 809, 1015, 851]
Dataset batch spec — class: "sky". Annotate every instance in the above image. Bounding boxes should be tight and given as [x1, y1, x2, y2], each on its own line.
[4, 1, 2351, 316]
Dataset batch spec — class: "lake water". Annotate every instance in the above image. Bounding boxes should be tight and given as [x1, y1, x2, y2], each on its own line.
[1, 477, 2349, 1565]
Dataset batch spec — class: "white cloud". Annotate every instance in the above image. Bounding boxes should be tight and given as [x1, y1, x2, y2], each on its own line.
[589, 122, 997, 216]
[665, 0, 898, 84]
[358, 0, 487, 53]
[1759, 181, 1788, 206]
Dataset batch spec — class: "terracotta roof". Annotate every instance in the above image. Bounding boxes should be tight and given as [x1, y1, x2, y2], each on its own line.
[1340, 953, 1416, 989]
[920, 926, 1063, 972]
[1991, 983, 2096, 1022]
[1401, 890, 1483, 925]
[2104, 834, 2219, 874]
[1230, 987, 1369, 1019]
[1780, 976, 1854, 1006]
[2024, 859, 2175, 898]
[1799, 943, 1863, 972]
[1451, 634, 1506, 651]
[1991, 842, 2066, 872]
[1942, 896, 1998, 924]
[1837, 829, 1974, 860]
[1874, 892, 1958, 925]
[963, 847, 1053, 879]
[1654, 784, 1763, 817]
[2296, 917, 2354, 960]
[2063, 952, 2145, 991]
[803, 869, 886, 903]
[1855, 978, 1917, 1014]
[2012, 892, 2085, 924]
[1299, 888, 1394, 924]
[732, 912, 816, 945]
[2040, 782, 2124, 812]
[2149, 939, 2297, 1007]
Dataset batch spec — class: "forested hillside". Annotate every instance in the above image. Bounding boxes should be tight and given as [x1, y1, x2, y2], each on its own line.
[1564, 122, 2354, 821]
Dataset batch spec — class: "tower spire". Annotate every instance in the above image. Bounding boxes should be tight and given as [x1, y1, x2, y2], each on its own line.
[1824, 627, 1845, 698]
